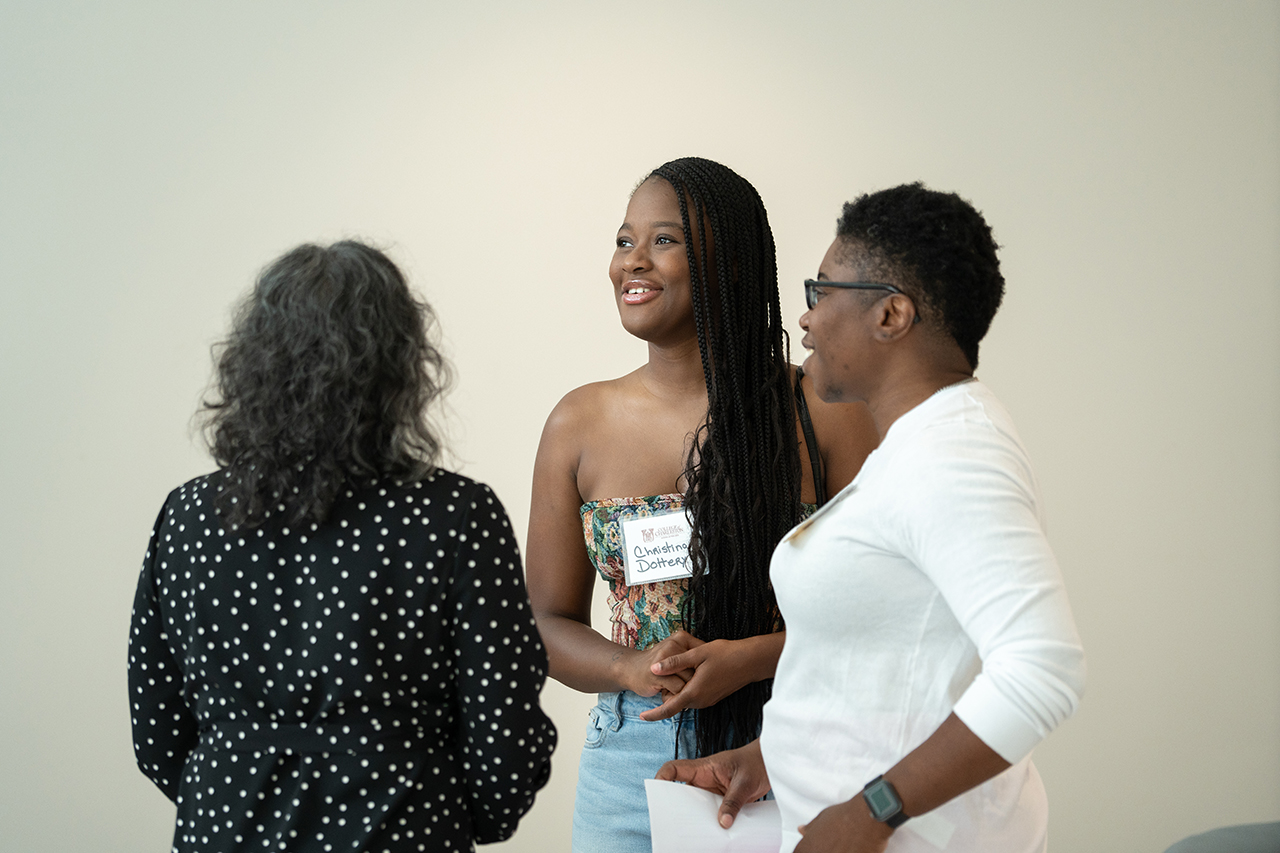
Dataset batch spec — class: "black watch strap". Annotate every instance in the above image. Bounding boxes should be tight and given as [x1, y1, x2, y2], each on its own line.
[861, 775, 909, 828]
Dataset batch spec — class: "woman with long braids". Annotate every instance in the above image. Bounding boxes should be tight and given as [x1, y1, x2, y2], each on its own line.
[526, 158, 878, 851]
[128, 241, 556, 852]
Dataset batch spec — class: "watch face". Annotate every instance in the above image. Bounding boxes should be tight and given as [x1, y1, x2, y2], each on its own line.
[864, 779, 901, 820]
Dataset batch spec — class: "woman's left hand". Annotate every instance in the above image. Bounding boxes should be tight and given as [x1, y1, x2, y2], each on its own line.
[638, 631, 783, 721]
[795, 799, 893, 853]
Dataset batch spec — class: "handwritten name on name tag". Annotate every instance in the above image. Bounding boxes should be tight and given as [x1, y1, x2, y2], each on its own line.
[621, 509, 694, 586]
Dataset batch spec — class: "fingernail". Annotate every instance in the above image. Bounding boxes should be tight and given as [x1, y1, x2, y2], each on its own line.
[720, 815, 732, 828]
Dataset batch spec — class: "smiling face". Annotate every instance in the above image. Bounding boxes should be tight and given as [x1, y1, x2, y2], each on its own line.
[609, 178, 698, 346]
[799, 238, 883, 403]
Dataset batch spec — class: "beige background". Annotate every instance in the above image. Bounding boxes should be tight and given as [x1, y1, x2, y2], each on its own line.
[2, 2, 1277, 851]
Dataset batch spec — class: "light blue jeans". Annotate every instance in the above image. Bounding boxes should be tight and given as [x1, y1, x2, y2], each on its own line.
[571, 691, 696, 853]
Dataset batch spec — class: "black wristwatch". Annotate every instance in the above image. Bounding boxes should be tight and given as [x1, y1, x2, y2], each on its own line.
[861, 775, 909, 828]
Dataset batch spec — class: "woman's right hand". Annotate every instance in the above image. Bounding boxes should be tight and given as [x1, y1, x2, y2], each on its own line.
[656, 739, 771, 829]
[610, 631, 702, 698]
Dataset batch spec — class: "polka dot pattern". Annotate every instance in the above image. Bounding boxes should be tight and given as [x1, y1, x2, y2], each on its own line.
[129, 470, 556, 852]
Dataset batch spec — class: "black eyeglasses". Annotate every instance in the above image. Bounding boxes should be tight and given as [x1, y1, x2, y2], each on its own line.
[803, 279, 920, 323]
[803, 279, 902, 309]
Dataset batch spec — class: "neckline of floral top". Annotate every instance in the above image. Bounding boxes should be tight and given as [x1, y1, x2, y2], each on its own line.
[580, 493, 682, 508]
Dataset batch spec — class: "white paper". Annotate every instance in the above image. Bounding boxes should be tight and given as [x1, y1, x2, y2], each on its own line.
[646, 779, 782, 853]
[621, 510, 694, 585]
[901, 810, 956, 849]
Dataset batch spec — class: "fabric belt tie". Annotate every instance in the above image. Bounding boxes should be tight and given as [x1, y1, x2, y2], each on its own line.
[202, 718, 436, 755]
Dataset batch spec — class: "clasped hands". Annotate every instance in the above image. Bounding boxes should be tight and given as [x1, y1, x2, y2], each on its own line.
[615, 629, 749, 722]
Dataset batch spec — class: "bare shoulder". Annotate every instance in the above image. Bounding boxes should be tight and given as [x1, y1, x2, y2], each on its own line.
[540, 372, 638, 445]
[535, 371, 651, 480]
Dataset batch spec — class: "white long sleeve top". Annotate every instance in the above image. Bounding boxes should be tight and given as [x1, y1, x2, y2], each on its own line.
[761, 380, 1086, 853]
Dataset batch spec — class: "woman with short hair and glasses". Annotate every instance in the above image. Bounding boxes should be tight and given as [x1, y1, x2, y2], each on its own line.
[660, 183, 1086, 853]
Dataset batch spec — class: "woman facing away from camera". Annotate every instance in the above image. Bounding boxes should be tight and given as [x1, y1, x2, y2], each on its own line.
[128, 241, 556, 853]
[659, 184, 1087, 853]
[525, 157, 880, 851]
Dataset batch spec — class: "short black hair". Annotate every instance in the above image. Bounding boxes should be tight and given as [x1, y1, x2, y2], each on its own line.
[836, 182, 1004, 369]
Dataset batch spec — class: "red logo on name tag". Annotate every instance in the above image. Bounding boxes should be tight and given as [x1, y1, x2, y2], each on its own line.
[642, 528, 655, 543]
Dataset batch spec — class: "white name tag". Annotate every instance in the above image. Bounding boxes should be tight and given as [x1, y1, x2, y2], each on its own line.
[621, 509, 694, 586]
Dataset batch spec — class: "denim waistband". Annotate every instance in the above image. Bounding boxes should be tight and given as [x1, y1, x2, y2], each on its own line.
[596, 690, 691, 725]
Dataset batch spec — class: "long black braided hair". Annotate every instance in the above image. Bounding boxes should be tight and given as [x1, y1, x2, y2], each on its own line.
[646, 157, 804, 757]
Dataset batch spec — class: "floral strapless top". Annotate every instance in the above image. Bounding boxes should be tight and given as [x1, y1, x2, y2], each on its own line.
[579, 494, 815, 651]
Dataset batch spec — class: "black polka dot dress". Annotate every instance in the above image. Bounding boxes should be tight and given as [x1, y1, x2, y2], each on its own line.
[128, 470, 557, 852]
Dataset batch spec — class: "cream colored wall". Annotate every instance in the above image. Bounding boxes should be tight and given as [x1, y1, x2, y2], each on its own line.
[2, 3, 1276, 851]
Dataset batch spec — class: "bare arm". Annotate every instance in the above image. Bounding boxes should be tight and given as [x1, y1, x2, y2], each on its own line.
[525, 393, 686, 697]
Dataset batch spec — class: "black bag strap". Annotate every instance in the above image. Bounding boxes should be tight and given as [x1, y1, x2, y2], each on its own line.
[793, 366, 827, 507]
